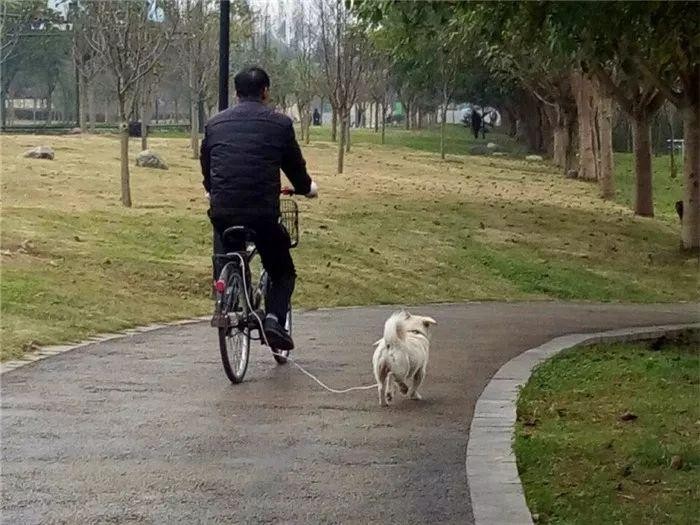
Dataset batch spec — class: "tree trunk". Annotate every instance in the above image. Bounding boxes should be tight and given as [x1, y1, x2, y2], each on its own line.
[404, 102, 410, 130]
[632, 113, 654, 217]
[440, 107, 447, 160]
[0, 90, 5, 128]
[552, 124, 567, 168]
[7, 93, 15, 125]
[597, 93, 615, 199]
[119, 112, 132, 207]
[190, 93, 199, 159]
[304, 109, 311, 145]
[549, 105, 566, 168]
[374, 101, 379, 132]
[520, 100, 544, 153]
[681, 102, 700, 250]
[331, 106, 337, 142]
[337, 112, 347, 174]
[140, 95, 149, 151]
[46, 92, 53, 125]
[668, 107, 677, 179]
[79, 74, 88, 131]
[574, 72, 598, 181]
[87, 81, 96, 133]
[299, 107, 305, 142]
[345, 114, 351, 153]
[381, 102, 386, 145]
[565, 108, 578, 174]
[197, 96, 205, 132]
[503, 105, 517, 137]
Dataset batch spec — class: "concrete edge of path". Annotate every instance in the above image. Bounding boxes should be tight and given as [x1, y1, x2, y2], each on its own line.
[0, 316, 211, 376]
[466, 322, 700, 525]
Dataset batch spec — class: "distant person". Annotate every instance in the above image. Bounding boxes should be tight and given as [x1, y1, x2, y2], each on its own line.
[471, 109, 482, 140]
[312, 108, 321, 126]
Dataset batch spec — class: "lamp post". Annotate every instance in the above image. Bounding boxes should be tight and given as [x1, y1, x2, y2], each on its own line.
[218, 0, 230, 111]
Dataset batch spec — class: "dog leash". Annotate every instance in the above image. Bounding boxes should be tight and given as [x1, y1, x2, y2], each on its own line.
[271, 350, 378, 394]
[235, 254, 377, 394]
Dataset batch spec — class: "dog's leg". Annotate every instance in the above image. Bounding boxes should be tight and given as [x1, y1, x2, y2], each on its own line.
[397, 380, 409, 396]
[385, 373, 396, 405]
[377, 362, 389, 407]
[408, 368, 425, 400]
[377, 381, 387, 407]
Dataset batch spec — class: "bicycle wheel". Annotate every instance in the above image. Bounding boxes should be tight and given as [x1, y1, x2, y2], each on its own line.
[217, 265, 251, 383]
[271, 308, 292, 365]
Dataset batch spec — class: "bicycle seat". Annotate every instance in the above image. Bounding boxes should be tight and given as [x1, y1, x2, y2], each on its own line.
[222, 226, 256, 245]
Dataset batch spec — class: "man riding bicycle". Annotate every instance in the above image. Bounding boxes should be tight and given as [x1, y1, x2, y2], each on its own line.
[201, 67, 318, 351]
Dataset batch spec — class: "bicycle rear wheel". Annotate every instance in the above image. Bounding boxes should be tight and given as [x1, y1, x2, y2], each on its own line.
[217, 266, 251, 383]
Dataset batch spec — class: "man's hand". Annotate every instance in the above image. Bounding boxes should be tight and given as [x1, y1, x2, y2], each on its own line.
[205, 192, 210, 201]
[305, 181, 318, 199]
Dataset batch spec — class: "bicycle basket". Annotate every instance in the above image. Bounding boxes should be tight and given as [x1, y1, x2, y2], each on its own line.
[280, 198, 299, 248]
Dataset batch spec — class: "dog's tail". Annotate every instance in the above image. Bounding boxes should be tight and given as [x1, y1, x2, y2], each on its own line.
[383, 311, 409, 347]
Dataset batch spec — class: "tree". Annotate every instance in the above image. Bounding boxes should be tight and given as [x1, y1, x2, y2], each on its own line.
[364, 38, 392, 144]
[87, 1, 178, 207]
[629, 3, 699, 249]
[290, 2, 319, 145]
[176, 0, 217, 159]
[318, 0, 366, 174]
[69, 0, 104, 132]
[527, 2, 672, 215]
[1, 0, 67, 127]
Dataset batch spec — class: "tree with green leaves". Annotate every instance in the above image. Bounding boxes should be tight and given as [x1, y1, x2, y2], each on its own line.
[1, 0, 68, 127]
[628, 2, 699, 249]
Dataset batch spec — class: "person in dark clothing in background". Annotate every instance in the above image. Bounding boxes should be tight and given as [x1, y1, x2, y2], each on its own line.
[312, 108, 321, 126]
[471, 108, 482, 140]
[200, 67, 318, 351]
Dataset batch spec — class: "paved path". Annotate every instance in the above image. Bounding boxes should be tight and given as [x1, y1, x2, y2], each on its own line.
[2, 302, 697, 524]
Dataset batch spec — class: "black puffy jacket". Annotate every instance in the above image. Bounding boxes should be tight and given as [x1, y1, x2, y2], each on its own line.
[200, 99, 312, 221]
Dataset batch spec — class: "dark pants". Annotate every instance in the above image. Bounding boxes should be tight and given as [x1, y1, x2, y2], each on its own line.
[211, 217, 295, 322]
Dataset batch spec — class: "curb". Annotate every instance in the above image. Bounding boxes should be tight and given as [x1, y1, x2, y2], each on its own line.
[466, 323, 700, 525]
[0, 316, 210, 376]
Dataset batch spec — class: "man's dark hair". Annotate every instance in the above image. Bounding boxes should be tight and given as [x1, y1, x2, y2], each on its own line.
[234, 67, 270, 99]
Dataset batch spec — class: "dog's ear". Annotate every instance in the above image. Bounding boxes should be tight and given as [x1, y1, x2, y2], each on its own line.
[422, 317, 437, 328]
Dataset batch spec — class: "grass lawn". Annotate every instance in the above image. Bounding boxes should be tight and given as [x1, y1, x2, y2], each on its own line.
[1, 125, 697, 359]
[515, 336, 700, 524]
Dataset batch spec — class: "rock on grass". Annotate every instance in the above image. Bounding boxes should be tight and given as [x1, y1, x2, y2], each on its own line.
[136, 150, 168, 170]
[24, 146, 55, 160]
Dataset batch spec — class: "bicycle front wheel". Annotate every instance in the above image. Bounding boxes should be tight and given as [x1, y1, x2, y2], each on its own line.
[218, 267, 251, 384]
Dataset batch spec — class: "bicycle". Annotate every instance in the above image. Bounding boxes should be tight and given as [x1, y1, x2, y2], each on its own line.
[210, 194, 299, 384]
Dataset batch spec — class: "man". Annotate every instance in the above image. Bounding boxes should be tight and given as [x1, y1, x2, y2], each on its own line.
[471, 108, 482, 140]
[200, 67, 318, 351]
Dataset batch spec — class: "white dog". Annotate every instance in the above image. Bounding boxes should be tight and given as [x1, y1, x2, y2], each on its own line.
[372, 311, 437, 406]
